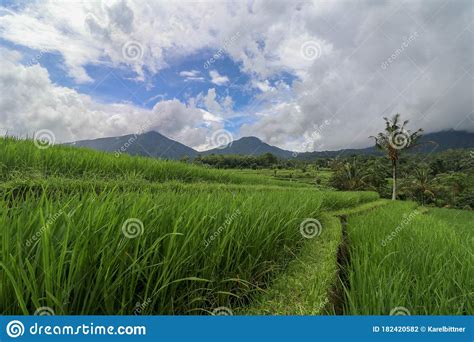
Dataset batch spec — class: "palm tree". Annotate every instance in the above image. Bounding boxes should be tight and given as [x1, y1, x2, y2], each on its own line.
[329, 158, 371, 191]
[370, 114, 423, 200]
[402, 164, 436, 205]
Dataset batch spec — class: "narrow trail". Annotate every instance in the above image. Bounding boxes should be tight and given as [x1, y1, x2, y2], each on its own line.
[330, 214, 349, 315]
[329, 200, 390, 315]
[245, 199, 390, 315]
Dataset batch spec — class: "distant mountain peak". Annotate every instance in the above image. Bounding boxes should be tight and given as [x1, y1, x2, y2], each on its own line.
[141, 130, 161, 135]
[237, 136, 263, 143]
[203, 135, 293, 158]
[66, 130, 197, 159]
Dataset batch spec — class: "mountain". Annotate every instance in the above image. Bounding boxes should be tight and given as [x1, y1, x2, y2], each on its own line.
[66, 131, 197, 159]
[66, 130, 473, 160]
[415, 130, 474, 152]
[294, 130, 474, 160]
[202, 136, 295, 159]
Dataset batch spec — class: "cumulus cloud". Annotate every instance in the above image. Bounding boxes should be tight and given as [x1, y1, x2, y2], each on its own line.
[179, 70, 204, 82]
[0, 48, 223, 149]
[241, 0, 474, 151]
[0, 0, 472, 151]
[209, 70, 230, 86]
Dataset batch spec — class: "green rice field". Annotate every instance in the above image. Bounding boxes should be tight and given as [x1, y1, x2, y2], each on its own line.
[0, 137, 472, 315]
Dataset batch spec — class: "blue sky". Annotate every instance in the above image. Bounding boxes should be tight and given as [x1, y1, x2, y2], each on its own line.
[6, 32, 295, 135]
[0, 0, 472, 151]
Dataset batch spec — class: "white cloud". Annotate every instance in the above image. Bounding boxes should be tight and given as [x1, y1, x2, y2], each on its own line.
[203, 88, 222, 113]
[259, 81, 272, 92]
[179, 70, 200, 78]
[0, 0, 472, 151]
[209, 70, 229, 86]
[0, 48, 224, 150]
[179, 70, 204, 82]
[192, 88, 235, 119]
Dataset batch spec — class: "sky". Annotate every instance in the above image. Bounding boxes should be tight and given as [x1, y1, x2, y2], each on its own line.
[0, 0, 472, 152]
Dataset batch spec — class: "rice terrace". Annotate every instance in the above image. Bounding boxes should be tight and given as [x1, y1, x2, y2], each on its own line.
[1, 117, 472, 316]
[0, 2, 473, 340]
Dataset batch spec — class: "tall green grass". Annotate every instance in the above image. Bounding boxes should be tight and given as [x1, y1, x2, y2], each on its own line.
[246, 214, 342, 315]
[343, 202, 474, 315]
[0, 184, 377, 315]
[0, 137, 382, 315]
[0, 137, 305, 187]
[426, 207, 474, 237]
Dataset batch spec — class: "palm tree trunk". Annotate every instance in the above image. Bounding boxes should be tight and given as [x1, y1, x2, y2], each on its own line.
[391, 160, 397, 200]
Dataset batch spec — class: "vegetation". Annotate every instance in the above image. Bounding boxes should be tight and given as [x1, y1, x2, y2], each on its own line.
[0, 137, 304, 188]
[343, 201, 473, 314]
[1, 134, 471, 316]
[194, 153, 279, 169]
[193, 152, 331, 171]
[247, 214, 342, 315]
[329, 150, 473, 209]
[248, 200, 390, 315]
[0, 137, 378, 315]
[370, 114, 423, 200]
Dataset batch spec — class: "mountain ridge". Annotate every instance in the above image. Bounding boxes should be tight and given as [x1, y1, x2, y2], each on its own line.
[66, 130, 198, 159]
[66, 129, 474, 160]
[201, 136, 295, 159]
